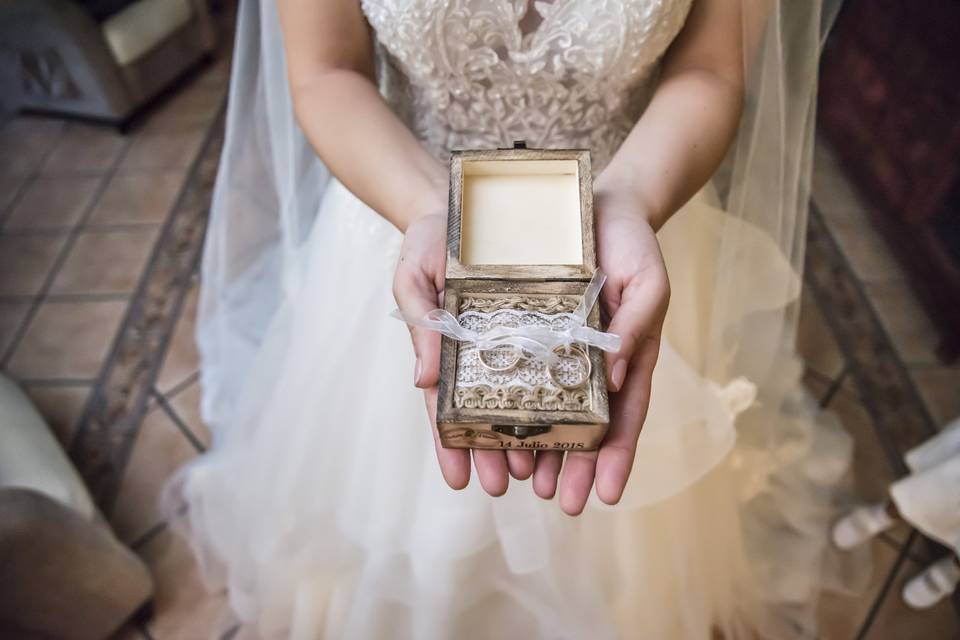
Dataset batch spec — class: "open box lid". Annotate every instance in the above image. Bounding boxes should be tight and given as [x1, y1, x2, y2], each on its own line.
[445, 145, 595, 281]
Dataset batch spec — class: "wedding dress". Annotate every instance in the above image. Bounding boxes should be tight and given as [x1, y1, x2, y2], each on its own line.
[165, 1, 864, 638]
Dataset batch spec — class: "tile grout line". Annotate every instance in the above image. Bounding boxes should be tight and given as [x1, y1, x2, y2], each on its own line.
[0, 135, 134, 368]
[41, 292, 133, 303]
[16, 377, 98, 386]
[0, 174, 38, 229]
[0, 222, 162, 237]
[854, 530, 919, 640]
[160, 370, 201, 402]
[819, 366, 849, 409]
[151, 388, 207, 453]
[1, 293, 133, 303]
[0, 119, 67, 229]
[130, 519, 169, 552]
[877, 529, 931, 566]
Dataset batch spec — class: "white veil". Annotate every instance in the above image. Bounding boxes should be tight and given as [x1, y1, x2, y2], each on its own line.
[195, 0, 330, 431]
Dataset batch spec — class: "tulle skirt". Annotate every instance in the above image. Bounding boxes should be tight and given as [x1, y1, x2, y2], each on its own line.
[166, 179, 865, 639]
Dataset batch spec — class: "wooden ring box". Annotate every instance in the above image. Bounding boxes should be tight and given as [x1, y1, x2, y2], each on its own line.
[436, 143, 610, 451]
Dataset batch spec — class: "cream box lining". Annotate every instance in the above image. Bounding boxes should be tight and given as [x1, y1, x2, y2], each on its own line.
[459, 159, 584, 266]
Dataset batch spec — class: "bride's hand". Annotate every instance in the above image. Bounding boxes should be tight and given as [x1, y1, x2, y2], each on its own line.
[533, 183, 670, 515]
[393, 213, 535, 496]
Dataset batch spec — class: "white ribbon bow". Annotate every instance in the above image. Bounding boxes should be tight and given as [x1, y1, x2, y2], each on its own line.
[391, 270, 622, 365]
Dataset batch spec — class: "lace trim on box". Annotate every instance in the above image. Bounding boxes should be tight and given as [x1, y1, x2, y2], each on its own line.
[454, 297, 592, 411]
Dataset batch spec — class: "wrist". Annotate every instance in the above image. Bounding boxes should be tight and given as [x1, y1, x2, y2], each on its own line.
[400, 186, 446, 233]
[593, 170, 662, 231]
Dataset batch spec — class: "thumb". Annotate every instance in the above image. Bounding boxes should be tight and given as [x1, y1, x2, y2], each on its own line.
[603, 276, 668, 392]
[394, 268, 443, 389]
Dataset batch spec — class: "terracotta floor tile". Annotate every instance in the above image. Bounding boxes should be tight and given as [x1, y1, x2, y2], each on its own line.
[167, 379, 210, 448]
[6, 300, 126, 379]
[156, 285, 200, 393]
[111, 407, 199, 543]
[231, 624, 266, 640]
[120, 131, 206, 173]
[3, 176, 103, 231]
[21, 383, 91, 448]
[864, 280, 941, 366]
[194, 55, 231, 92]
[908, 366, 960, 428]
[864, 555, 960, 639]
[0, 175, 27, 212]
[802, 370, 833, 404]
[812, 142, 871, 219]
[0, 301, 31, 356]
[50, 228, 159, 295]
[828, 386, 911, 544]
[108, 623, 148, 640]
[41, 122, 128, 175]
[798, 289, 846, 380]
[825, 210, 907, 284]
[138, 527, 231, 639]
[817, 538, 900, 639]
[89, 172, 187, 225]
[0, 117, 65, 176]
[0, 234, 67, 296]
[139, 81, 225, 134]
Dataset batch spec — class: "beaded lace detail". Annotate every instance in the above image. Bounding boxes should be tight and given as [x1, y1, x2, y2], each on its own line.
[361, 0, 692, 169]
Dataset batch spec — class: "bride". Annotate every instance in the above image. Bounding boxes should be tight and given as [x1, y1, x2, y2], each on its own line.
[165, 0, 861, 637]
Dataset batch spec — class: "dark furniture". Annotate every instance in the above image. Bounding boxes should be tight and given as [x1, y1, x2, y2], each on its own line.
[0, 0, 215, 124]
[818, 0, 960, 360]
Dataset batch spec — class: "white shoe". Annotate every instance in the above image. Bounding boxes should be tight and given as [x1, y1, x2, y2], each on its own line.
[902, 557, 960, 610]
[831, 504, 894, 550]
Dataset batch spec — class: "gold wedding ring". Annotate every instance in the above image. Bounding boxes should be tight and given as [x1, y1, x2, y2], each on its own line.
[547, 344, 592, 390]
[477, 344, 523, 373]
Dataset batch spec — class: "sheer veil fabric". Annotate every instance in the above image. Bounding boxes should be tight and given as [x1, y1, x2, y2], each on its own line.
[163, 1, 870, 637]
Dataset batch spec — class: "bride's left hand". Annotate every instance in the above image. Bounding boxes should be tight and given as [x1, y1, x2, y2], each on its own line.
[532, 183, 670, 515]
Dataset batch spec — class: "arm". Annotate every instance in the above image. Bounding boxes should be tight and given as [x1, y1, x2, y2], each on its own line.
[276, 0, 446, 231]
[277, 0, 524, 494]
[595, 0, 745, 231]
[544, 0, 747, 514]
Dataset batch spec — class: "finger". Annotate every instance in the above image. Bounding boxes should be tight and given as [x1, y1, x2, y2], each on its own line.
[595, 335, 660, 504]
[532, 450, 563, 499]
[394, 269, 442, 389]
[603, 275, 668, 392]
[506, 450, 535, 480]
[558, 451, 598, 516]
[472, 449, 509, 497]
[424, 388, 470, 490]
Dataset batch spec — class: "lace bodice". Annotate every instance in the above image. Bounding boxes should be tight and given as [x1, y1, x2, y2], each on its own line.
[362, 0, 693, 169]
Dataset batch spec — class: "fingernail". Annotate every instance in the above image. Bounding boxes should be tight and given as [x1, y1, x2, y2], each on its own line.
[414, 358, 423, 386]
[611, 359, 627, 391]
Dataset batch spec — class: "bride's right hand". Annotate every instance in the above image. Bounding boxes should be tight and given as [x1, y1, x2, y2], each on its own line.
[393, 213, 533, 496]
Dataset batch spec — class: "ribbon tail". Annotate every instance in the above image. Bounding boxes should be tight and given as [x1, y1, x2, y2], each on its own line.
[573, 269, 607, 324]
[390, 308, 479, 342]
